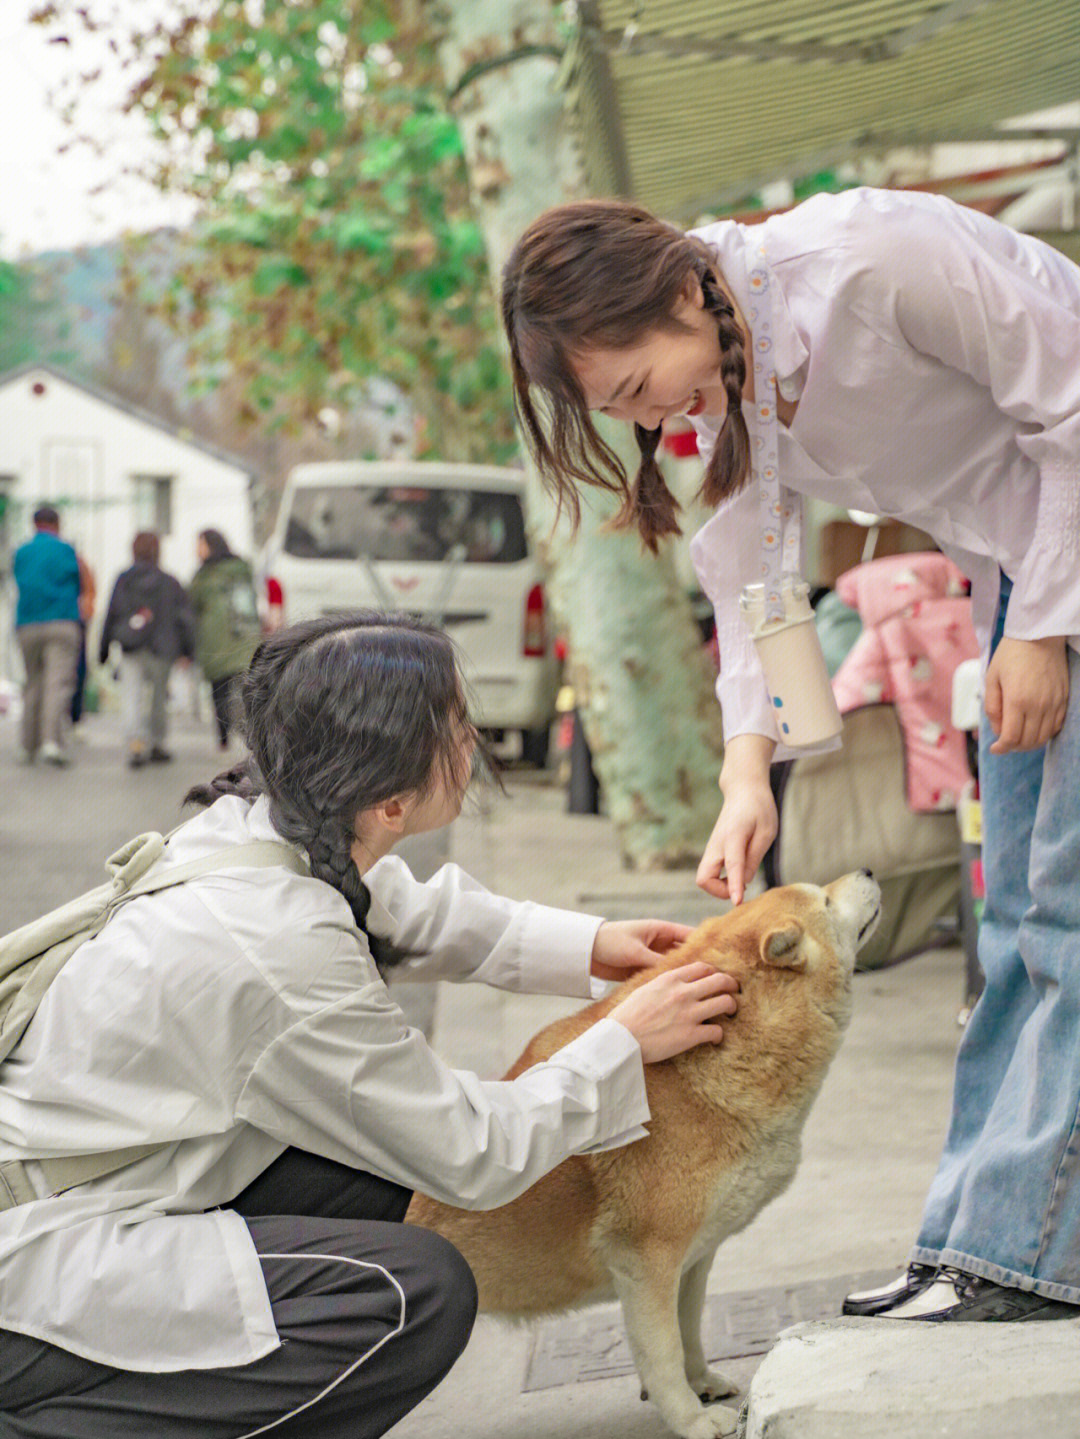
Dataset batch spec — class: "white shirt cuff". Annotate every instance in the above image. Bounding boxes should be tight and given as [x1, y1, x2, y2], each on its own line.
[517, 905, 605, 998]
[550, 1015, 651, 1152]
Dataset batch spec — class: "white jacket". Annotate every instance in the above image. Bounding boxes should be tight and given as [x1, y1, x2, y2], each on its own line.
[0, 794, 650, 1371]
[688, 187, 1080, 755]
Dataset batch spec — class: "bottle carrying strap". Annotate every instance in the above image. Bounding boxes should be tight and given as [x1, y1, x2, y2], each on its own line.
[744, 243, 802, 623]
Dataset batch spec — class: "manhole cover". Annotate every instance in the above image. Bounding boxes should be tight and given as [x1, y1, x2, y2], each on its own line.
[524, 1271, 892, 1390]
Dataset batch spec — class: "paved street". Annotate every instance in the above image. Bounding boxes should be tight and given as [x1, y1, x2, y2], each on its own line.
[1, 703, 237, 932]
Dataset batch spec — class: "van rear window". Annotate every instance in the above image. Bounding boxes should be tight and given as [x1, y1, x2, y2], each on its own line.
[283, 485, 528, 563]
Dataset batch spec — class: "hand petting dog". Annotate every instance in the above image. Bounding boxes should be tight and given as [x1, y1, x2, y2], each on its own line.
[590, 919, 695, 979]
[591, 920, 741, 1065]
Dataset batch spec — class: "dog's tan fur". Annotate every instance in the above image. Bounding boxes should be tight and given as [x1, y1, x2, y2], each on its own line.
[407, 873, 880, 1439]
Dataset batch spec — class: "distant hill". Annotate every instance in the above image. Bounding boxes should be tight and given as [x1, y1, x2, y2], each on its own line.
[6, 230, 414, 539]
[26, 231, 191, 406]
[37, 241, 116, 359]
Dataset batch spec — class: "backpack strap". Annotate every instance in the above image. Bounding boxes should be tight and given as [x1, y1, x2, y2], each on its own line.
[118, 839, 309, 905]
[0, 838, 310, 1212]
[0, 1145, 168, 1208]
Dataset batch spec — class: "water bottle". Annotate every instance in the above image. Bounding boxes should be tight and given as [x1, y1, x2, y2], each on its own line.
[740, 578, 843, 748]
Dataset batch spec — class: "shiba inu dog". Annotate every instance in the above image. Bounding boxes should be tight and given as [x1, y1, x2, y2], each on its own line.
[408, 872, 881, 1438]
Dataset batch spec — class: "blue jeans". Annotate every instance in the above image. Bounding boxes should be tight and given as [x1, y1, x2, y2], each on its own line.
[913, 576, 1080, 1301]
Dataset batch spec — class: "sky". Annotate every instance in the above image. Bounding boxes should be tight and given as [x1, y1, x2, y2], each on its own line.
[0, 1, 197, 260]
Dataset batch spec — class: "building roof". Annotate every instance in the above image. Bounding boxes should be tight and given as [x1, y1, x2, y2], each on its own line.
[571, 0, 1080, 220]
[0, 361, 255, 479]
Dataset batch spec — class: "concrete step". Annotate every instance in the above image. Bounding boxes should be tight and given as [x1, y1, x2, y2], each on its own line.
[743, 1317, 1080, 1438]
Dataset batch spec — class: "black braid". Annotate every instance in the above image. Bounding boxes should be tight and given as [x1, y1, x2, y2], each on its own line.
[285, 812, 410, 974]
[697, 263, 751, 507]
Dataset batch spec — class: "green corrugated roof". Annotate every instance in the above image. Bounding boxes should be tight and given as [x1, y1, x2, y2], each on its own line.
[572, 0, 1080, 218]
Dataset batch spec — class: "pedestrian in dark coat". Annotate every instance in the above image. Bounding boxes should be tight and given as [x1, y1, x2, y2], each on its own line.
[98, 531, 195, 767]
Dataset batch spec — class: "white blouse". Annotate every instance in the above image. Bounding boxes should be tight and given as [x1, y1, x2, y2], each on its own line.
[0, 795, 650, 1371]
[687, 186, 1080, 754]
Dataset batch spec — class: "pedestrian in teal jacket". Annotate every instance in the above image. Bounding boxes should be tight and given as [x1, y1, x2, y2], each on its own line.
[12, 505, 82, 765]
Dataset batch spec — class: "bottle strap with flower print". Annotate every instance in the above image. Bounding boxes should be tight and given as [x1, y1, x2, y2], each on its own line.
[745, 244, 801, 624]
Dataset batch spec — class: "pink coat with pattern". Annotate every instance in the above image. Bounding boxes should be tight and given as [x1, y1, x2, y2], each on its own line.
[831, 553, 979, 812]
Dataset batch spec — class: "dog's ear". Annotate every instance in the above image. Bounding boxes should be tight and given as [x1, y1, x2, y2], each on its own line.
[761, 924, 806, 969]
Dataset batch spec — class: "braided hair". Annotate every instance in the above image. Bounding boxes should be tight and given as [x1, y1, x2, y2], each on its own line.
[695, 260, 750, 512]
[502, 198, 751, 552]
[185, 611, 477, 967]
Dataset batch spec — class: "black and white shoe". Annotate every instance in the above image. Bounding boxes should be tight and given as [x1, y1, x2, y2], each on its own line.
[883, 1269, 1080, 1321]
[842, 1264, 939, 1316]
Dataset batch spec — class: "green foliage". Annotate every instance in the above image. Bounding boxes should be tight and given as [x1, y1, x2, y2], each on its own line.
[32, 0, 516, 460]
[724, 168, 858, 214]
[0, 257, 74, 374]
[792, 169, 858, 202]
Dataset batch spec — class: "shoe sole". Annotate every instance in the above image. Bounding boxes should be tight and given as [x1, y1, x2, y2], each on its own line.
[929, 1298, 1080, 1322]
[884, 1270, 1080, 1322]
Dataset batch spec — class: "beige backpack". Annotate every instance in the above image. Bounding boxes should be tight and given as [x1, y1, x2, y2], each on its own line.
[0, 831, 306, 1209]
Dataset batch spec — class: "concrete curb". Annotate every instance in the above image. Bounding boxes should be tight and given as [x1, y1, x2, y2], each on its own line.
[744, 1317, 1080, 1438]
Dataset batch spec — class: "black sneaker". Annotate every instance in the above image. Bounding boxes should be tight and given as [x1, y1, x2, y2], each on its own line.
[884, 1269, 1080, 1322]
[148, 746, 173, 763]
[842, 1264, 939, 1316]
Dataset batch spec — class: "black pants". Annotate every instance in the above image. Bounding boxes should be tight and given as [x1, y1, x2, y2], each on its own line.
[0, 1151, 477, 1438]
[70, 624, 88, 725]
[210, 674, 240, 746]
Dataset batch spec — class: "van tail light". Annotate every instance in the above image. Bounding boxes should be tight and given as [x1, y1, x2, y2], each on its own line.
[265, 575, 284, 633]
[523, 584, 547, 657]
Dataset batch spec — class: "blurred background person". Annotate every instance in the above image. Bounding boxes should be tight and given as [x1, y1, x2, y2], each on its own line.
[69, 550, 97, 734]
[98, 531, 195, 768]
[12, 505, 81, 767]
[188, 528, 262, 751]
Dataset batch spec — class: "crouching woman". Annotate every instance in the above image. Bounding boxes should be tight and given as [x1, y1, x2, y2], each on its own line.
[0, 611, 738, 1439]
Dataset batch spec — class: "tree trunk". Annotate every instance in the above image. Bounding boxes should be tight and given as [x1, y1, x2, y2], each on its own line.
[426, 0, 723, 869]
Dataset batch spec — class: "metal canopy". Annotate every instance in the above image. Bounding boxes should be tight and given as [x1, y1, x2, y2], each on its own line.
[572, 0, 1080, 219]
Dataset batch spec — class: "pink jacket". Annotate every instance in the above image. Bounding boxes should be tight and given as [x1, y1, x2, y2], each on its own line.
[831, 553, 979, 812]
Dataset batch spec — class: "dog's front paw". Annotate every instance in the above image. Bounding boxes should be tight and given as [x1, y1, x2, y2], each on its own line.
[687, 1365, 738, 1402]
[681, 1402, 740, 1438]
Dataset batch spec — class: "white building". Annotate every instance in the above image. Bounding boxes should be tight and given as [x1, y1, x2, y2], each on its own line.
[0, 362, 255, 680]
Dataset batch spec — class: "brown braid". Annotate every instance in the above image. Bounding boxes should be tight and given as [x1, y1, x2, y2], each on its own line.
[618, 423, 683, 553]
[697, 264, 751, 509]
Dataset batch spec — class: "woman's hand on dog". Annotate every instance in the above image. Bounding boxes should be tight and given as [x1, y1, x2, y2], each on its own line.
[590, 919, 695, 982]
[609, 963, 739, 1064]
[698, 735, 779, 904]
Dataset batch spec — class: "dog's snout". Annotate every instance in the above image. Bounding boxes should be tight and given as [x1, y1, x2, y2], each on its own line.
[859, 868, 874, 880]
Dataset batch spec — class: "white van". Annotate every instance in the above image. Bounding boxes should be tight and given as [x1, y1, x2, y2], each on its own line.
[262, 461, 559, 763]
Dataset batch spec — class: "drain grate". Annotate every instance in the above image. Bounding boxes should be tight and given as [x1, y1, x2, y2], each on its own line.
[523, 1271, 892, 1391]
